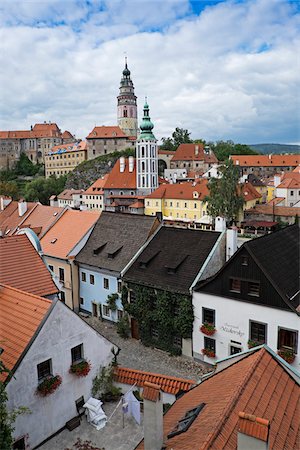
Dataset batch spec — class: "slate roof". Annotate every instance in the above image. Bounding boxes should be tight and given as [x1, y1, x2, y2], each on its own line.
[124, 227, 221, 294]
[136, 346, 300, 450]
[75, 212, 159, 273]
[0, 235, 58, 297]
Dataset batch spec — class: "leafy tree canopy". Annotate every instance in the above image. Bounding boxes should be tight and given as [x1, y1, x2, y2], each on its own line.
[15, 153, 42, 176]
[24, 175, 67, 205]
[0, 181, 19, 199]
[205, 159, 244, 224]
[160, 127, 192, 151]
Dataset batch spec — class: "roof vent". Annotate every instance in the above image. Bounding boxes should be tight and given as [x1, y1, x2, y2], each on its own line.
[51, 238, 57, 244]
[93, 242, 107, 255]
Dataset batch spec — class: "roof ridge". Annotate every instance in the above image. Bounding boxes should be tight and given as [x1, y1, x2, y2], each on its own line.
[115, 366, 195, 384]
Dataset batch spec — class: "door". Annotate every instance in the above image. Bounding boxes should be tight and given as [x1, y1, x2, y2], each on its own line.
[92, 303, 98, 317]
[131, 318, 140, 340]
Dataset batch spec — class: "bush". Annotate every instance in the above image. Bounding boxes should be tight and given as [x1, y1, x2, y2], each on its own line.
[117, 313, 130, 339]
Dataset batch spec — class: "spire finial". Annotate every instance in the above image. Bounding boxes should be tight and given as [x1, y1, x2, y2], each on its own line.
[125, 55, 127, 67]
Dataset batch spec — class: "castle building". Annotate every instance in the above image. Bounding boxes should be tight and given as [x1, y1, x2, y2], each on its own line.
[117, 58, 138, 138]
[136, 101, 158, 196]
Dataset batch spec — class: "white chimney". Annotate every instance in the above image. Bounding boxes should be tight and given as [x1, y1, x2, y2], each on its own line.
[128, 155, 134, 173]
[226, 227, 238, 261]
[215, 216, 226, 232]
[18, 199, 27, 217]
[120, 156, 125, 173]
[0, 196, 12, 211]
[238, 412, 270, 450]
[195, 145, 199, 156]
[143, 382, 163, 450]
[268, 154, 272, 160]
[274, 174, 281, 188]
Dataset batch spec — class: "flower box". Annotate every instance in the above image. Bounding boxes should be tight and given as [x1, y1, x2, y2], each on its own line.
[69, 360, 91, 377]
[277, 350, 295, 364]
[36, 375, 62, 396]
[247, 339, 261, 349]
[201, 348, 215, 358]
[200, 323, 216, 336]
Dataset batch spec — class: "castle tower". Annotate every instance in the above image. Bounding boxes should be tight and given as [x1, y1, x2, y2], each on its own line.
[117, 58, 138, 137]
[136, 100, 158, 195]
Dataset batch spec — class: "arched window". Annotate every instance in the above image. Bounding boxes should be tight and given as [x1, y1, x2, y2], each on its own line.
[123, 109, 127, 117]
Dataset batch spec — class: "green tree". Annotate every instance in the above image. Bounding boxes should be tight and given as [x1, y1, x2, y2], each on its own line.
[0, 181, 19, 199]
[205, 159, 244, 225]
[211, 140, 258, 162]
[15, 153, 41, 176]
[24, 175, 67, 205]
[160, 127, 192, 151]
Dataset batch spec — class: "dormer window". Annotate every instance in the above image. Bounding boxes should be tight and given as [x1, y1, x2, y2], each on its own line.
[167, 403, 206, 438]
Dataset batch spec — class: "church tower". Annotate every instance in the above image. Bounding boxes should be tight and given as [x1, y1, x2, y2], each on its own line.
[136, 100, 158, 195]
[117, 58, 138, 137]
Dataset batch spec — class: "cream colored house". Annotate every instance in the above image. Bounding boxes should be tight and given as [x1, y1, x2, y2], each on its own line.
[45, 141, 87, 178]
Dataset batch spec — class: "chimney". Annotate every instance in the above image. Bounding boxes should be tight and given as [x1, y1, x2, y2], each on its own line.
[274, 174, 281, 188]
[226, 226, 238, 261]
[195, 145, 199, 156]
[143, 382, 163, 450]
[238, 412, 270, 450]
[215, 216, 226, 232]
[204, 145, 210, 155]
[18, 199, 27, 217]
[120, 156, 125, 173]
[128, 155, 134, 173]
[0, 196, 12, 211]
[268, 154, 272, 160]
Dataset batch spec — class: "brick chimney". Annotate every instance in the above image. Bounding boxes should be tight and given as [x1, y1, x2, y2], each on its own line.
[237, 412, 270, 450]
[143, 382, 163, 450]
[18, 199, 27, 217]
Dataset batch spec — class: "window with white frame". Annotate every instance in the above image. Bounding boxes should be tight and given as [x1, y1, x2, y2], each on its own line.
[102, 304, 110, 317]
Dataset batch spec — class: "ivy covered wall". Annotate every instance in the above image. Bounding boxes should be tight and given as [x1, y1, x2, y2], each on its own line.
[122, 283, 193, 355]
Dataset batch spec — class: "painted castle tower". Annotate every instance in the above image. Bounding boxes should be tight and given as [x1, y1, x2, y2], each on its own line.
[136, 100, 158, 195]
[117, 58, 138, 137]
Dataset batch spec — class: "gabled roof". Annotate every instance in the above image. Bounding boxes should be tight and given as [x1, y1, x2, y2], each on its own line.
[40, 209, 100, 259]
[114, 367, 195, 395]
[104, 158, 136, 190]
[57, 189, 84, 200]
[240, 182, 262, 202]
[246, 204, 300, 217]
[17, 204, 63, 237]
[0, 235, 58, 297]
[231, 154, 299, 167]
[277, 177, 300, 189]
[137, 346, 300, 449]
[171, 144, 218, 163]
[84, 175, 109, 195]
[86, 125, 127, 139]
[124, 227, 221, 294]
[0, 201, 37, 236]
[75, 212, 159, 273]
[49, 141, 87, 154]
[145, 180, 209, 201]
[61, 130, 74, 139]
[0, 284, 52, 381]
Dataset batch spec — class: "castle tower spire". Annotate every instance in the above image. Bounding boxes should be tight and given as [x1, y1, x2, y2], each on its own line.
[136, 100, 158, 195]
[117, 58, 138, 137]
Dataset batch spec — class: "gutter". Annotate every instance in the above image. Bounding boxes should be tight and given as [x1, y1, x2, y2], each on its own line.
[189, 230, 225, 293]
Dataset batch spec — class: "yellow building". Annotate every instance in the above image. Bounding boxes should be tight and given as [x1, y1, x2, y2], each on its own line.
[45, 141, 87, 178]
[144, 180, 210, 223]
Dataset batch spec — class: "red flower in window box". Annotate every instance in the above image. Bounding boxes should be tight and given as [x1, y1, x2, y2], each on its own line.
[69, 360, 91, 377]
[36, 375, 62, 397]
[277, 350, 295, 364]
[201, 348, 215, 358]
[200, 323, 216, 336]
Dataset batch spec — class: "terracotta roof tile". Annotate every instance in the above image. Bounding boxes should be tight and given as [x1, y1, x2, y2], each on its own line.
[0, 284, 52, 381]
[238, 412, 270, 442]
[84, 175, 109, 194]
[146, 179, 209, 200]
[61, 130, 74, 139]
[104, 158, 136, 190]
[40, 209, 100, 259]
[129, 201, 144, 208]
[57, 189, 84, 200]
[18, 204, 63, 237]
[143, 382, 161, 402]
[246, 204, 300, 217]
[0, 235, 58, 296]
[49, 141, 87, 154]
[171, 144, 218, 163]
[114, 366, 195, 395]
[86, 125, 127, 139]
[240, 182, 262, 201]
[277, 178, 300, 189]
[231, 154, 299, 167]
[0, 201, 37, 236]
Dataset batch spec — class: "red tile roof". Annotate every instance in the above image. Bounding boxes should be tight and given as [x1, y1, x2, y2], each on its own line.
[84, 175, 109, 195]
[86, 126, 127, 139]
[143, 382, 161, 402]
[137, 347, 300, 449]
[129, 201, 144, 209]
[0, 123, 62, 140]
[40, 209, 100, 259]
[62, 130, 74, 139]
[158, 150, 176, 155]
[146, 180, 209, 201]
[231, 154, 299, 167]
[238, 412, 270, 442]
[104, 158, 137, 190]
[57, 189, 84, 200]
[17, 204, 63, 237]
[0, 284, 52, 381]
[246, 204, 300, 217]
[114, 366, 195, 395]
[171, 144, 218, 163]
[0, 201, 37, 236]
[49, 141, 87, 154]
[277, 178, 300, 189]
[0, 235, 58, 296]
[241, 182, 262, 202]
[268, 197, 285, 205]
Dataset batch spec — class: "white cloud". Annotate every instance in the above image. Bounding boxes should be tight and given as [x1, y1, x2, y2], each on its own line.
[0, 0, 299, 144]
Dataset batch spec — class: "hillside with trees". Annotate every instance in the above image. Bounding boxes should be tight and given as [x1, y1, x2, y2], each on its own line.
[249, 143, 300, 154]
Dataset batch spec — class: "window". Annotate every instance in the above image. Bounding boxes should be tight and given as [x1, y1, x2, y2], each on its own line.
[230, 343, 242, 355]
[173, 336, 182, 348]
[48, 264, 54, 272]
[241, 256, 248, 266]
[102, 305, 110, 317]
[117, 280, 122, 293]
[81, 272, 86, 282]
[37, 359, 52, 381]
[80, 297, 84, 305]
[290, 190, 294, 196]
[103, 278, 109, 289]
[60, 291, 65, 303]
[230, 278, 241, 293]
[250, 321, 267, 344]
[204, 337, 215, 353]
[248, 281, 260, 297]
[194, 203, 197, 209]
[130, 290, 136, 303]
[71, 344, 83, 363]
[278, 328, 298, 353]
[59, 267, 64, 282]
[168, 403, 206, 438]
[117, 310, 124, 321]
[90, 274, 95, 285]
[202, 308, 215, 325]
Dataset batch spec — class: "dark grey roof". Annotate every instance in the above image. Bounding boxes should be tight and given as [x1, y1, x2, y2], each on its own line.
[75, 212, 159, 273]
[123, 227, 221, 294]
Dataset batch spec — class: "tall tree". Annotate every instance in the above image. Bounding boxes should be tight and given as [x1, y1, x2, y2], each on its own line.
[205, 159, 244, 225]
[211, 140, 258, 162]
[160, 127, 192, 151]
[24, 175, 67, 205]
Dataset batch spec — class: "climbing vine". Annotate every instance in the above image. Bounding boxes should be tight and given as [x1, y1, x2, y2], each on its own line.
[123, 283, 194, 355]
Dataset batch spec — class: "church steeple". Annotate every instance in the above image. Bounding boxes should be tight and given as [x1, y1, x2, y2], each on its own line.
[117, 58, 138, 137]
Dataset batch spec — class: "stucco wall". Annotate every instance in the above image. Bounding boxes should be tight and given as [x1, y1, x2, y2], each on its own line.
[7, 300, 115, 449]
[192, 291, 300, 368]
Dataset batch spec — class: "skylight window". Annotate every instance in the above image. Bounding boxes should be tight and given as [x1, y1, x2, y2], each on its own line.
[167, 403, 206, 439]
[51, 238, 57, 244]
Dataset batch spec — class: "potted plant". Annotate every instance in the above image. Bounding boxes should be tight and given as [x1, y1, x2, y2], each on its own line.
[200, 323, 216, 336]
[36, 375, 62, 396]
[69, 360, 91, 377]
[247, 339, 261, 349]
[277, 349, 295, 364]
[201, 348, 215, 358]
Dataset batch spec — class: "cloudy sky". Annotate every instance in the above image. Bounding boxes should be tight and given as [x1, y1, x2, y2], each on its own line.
[0, 0, 299, 144]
